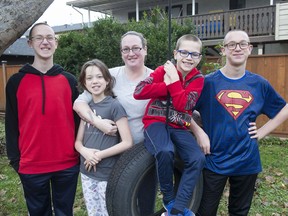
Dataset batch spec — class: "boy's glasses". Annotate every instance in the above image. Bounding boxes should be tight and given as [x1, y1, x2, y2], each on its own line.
[30, 35, 56, 43]
[177, 50, 202, 59]
[121, 47, 142, 54]
[224, 41, 250, 50]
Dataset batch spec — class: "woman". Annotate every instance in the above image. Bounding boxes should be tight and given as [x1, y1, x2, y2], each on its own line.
[74, 31, 151, 143]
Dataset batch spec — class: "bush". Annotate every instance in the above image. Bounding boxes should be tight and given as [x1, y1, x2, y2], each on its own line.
[54, 8, 199, 76]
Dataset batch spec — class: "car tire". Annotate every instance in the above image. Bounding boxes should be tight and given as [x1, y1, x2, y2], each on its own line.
[106, 142, 203, 216]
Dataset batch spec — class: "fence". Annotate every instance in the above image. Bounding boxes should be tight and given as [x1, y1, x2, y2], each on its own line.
[1, 55, 288, 136]
[0, 62, 22, 111]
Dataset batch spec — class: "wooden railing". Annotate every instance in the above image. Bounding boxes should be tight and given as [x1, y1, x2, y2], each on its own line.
[175, 5, 276, 41]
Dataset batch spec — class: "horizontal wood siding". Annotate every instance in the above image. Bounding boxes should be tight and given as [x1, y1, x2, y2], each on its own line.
[275, 3, 288, 40]
[0, 65, 22, 110]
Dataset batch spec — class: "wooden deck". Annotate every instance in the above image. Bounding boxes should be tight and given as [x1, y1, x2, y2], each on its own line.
[175, 5, 276, 45]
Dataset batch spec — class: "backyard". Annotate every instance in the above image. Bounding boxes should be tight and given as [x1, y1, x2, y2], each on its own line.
[0, 116, 287, 216]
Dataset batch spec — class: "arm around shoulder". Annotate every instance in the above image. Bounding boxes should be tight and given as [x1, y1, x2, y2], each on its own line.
[73, 91, 117, 135]
[73, 90, 93, 123]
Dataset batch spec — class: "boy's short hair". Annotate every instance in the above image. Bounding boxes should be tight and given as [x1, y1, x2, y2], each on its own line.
[28, 22, 51, 40]
[175, 34, 202, 51]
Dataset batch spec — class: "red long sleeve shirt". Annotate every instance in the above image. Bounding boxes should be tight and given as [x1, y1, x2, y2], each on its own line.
[134, 65, 204, 129]
[5, 64, 80, 174]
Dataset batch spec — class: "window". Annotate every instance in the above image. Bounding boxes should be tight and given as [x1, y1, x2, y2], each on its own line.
[229, 0, 246, 10]
[128, 4, 183, 20]
[165, 5, 183, 18]
[187, 3, 199, 15]
[128, 10, 147, 21]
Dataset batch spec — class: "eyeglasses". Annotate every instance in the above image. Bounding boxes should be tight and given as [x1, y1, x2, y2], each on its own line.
[30, 35, 56, 43]
[177, 50, 202, 59]
[121, 47, 142, 54]
[224, 41, 250, 50]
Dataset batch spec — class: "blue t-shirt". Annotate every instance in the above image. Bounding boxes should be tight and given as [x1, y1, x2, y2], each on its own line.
[195, 70, 286, 175]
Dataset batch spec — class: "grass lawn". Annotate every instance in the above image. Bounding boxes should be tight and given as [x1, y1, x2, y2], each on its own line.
[0, 116, 287, 215]
[218, 140, 288, 216]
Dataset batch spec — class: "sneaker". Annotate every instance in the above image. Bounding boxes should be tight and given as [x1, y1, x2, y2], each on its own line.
[161, 200, 175, 216]
[183, 208, 195, 216]
[162, 208, 195, 216]
[161, 212, 185, 216]
[161, 212, 183, 216]
[161, 201, 195, 216]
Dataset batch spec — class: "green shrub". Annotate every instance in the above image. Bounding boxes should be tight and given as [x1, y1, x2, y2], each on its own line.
[54, 8, 198, 76]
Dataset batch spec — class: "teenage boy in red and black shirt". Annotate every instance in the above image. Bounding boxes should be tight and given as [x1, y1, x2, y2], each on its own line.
[5, 22, 80, 216]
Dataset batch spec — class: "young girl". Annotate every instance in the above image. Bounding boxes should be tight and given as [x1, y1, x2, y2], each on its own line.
[75, 59, 133, 216]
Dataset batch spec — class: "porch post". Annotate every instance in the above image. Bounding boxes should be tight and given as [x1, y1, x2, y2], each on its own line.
[1, 61, 7, 100]
[192, 0, 195, 15]
[257, 44, 264, 55]
[270, 0, 273, 5]
[136, 0, 139, 22]
[168, 0, 172, 59]
[88, 8, 91, 27]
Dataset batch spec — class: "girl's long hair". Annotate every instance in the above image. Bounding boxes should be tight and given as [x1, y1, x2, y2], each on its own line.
[78, 59, 116, 98]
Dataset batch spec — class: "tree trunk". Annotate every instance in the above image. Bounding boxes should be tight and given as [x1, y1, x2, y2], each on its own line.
[0, 0, 54, 55]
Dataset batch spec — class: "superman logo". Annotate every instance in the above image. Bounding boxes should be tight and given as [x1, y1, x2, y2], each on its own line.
[216, 90, 253, 120]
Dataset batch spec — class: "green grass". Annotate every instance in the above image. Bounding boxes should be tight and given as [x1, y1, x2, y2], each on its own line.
[217, 140, 288, 215]
[0, 116, 87, 216]
[0, 116, 288, 215]
[0, 157, 88, 216]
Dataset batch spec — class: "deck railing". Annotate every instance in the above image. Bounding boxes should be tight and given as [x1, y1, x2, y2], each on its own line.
[175, 5, 276, 41]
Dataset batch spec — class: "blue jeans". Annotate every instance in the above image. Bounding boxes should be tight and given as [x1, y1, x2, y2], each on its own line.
[144, 122, 205, 212]
[19, 164, 79, 216]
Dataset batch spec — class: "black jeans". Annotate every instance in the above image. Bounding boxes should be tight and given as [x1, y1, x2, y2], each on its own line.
[197, 169, 258, 216]
[19, 164, 79, 216]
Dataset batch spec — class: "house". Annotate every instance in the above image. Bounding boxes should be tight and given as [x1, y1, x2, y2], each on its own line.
[66, 0, 288, 55]
[0, 23, 90, 111]
[0, 37, 34, 65]
[0, 23, 87, 65]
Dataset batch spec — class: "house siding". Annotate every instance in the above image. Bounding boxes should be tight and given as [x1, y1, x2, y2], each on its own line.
[275, 2, 288, 40]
